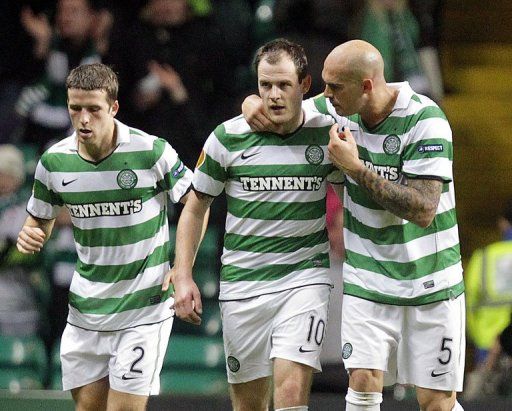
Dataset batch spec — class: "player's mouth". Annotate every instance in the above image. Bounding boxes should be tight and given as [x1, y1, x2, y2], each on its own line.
[78, 128, 92, 137]
[270, 105, 286, 114]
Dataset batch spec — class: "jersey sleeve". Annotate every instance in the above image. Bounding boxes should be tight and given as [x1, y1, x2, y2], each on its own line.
[154, 138, 193, 203]
[401, 107, 453, 182]
[26, 157, 63, 219]
[193, 128, 229, 197]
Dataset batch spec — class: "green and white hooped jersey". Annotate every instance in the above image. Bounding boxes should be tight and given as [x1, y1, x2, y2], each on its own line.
[309, 82, 464, 306]
[27, 119, 192, 331]
[194, 108, 344, 301]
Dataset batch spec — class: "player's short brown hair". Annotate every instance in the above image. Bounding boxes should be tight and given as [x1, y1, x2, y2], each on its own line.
[253, 38, 309, 82]
[66, 63, 119, 104]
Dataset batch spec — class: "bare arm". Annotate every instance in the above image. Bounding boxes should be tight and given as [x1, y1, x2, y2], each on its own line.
[327, 124, 441, 228]
[163, 190, 213, 324]
[17, 214, 56, 254]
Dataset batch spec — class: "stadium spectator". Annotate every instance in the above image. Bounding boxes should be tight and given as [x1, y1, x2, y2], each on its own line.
[16, 63, 207, 410]
[348, 0, 436, 100]
[107, 0, 237, 169]
[15, 0, 112, 153]
[0, 145, 41, 337]
[464, 199, 512, 399]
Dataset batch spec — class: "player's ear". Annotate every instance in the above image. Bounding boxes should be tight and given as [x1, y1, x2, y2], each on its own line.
[111, 100, 119, 117]
[301, 74, 312, 94]
[362, 78, 373, 94]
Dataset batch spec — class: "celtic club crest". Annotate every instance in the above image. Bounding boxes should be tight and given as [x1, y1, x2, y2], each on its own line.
[305, 144, 324, 165]
[383, 134, 401, 155]
[117, 169, 138, 189]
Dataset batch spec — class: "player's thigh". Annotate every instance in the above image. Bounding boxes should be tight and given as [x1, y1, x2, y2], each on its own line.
[221, 297, 274, 384]
[271, 285, 332, 372]
[273, 358, 314, 408]
[71, 376, 109, 411]
[109, 318, 173, 396]
[61, 324, 111, 393]
[106, 388, 149, 411]
[341, 295, 401, 374]
[229, 376, 272, 411]
[399, 295, 465, 391]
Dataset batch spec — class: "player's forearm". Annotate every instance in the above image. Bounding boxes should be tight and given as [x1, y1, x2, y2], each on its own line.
[174, 191, 212, 276]
[352, 167, 440, 227]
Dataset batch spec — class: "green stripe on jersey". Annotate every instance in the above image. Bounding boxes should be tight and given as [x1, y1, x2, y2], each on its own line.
[224, 230, 328, 254]
[76, 242, 170, 283]
[42, 150, 156, 173]
[345, 244, 461, 281]
[226, 195, 326, 220]
[221, 252, 330, 282]
[33, 179, 63, 206]
[360, 106, 447, 135]
[69, 285, 173, 314]
[344, 208, 458, 245]
[215, 125, 332, 152]
[200, 153, 227, 182]
[73, 209, 167, 247]
[344, 280, 465, 305]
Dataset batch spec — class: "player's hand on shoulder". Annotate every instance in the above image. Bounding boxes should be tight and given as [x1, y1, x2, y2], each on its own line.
[165, 268, 203, 325]
[16, 226, 46, 254]
[242, 94, 278, 133]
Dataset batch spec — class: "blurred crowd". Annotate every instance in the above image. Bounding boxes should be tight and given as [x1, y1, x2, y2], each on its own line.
[10, 0, 512, 400]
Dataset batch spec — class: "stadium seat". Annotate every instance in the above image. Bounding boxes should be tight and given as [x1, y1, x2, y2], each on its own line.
[0, 369, 44, 390]
[164, 335, 225, 370]
[159, 369, 228, 395]
[48, 342, 62, 390]
[0, 335, 48, 380]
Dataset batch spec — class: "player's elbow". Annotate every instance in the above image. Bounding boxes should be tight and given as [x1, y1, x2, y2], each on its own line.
[414, 207, 437, 228]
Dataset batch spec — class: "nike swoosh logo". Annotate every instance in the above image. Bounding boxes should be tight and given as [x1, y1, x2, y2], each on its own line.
[431, 370, 450, 377]
[62, 178, 78, 186]
[121, 374, 138, 380]
[299, 346, 316, 353]
[241, 151, 260, 160]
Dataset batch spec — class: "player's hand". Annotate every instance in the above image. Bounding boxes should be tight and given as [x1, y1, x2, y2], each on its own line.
[165, 268, 203, 325]
[17, 226, 46, 254]
[327, 123, 363, 177]
[242, 95, 278, 132]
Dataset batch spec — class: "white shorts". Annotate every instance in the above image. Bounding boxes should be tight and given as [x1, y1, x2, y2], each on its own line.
[221, 284, 332, 384]
[61, 318, 173, 396]
[341, 294, 465, 392]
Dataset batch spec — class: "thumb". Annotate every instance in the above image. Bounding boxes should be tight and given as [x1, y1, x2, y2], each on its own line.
[329, 123, 340, 140]
[193, 290, 203, 315]
[162, 269, 172, 291]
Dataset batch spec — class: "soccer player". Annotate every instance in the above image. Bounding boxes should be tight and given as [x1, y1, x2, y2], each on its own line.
[16, 63, 204, 411]
[242, 40, 465, 411]
[166, 39, 344, 410]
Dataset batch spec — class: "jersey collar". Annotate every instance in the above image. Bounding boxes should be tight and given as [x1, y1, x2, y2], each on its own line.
[388, 81, 414, 110]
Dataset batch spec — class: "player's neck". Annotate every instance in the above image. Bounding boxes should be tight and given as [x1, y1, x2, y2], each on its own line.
[78, 124, 118, 162]
[275, 109, 304, 135]
[361, 87, 399, 129]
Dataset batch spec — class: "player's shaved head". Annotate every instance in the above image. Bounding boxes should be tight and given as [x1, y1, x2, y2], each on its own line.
[324, 40, 385, 84]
